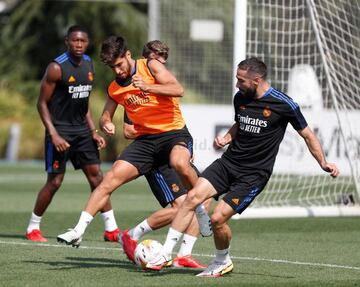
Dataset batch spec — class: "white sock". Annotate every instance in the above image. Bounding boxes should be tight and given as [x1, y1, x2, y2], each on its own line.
[74, 211, 94, 235]
[162, 227, 183, 257]
[177, 233, 197, 257]
[195, 204, 206, 215]
[129, 219, 152, 241]
[215, 248, 231, 263]
[100, 210, 118, 232]
[27, 212, 42, 233]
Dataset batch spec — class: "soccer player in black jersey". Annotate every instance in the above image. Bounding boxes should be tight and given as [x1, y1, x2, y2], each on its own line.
[146, 57, 339, 276]
[26, 25, 120, 243]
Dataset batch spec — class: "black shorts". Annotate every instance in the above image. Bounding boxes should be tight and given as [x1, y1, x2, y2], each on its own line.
[145, 162, 200, 207]
[44, 132, 100, 173]
[201, 158, 270, 214]
[118, 126, 193, 175]
[145, 165, 186, 208]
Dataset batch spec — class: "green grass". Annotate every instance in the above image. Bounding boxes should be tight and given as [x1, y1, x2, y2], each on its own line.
[0, 162, 359, 287]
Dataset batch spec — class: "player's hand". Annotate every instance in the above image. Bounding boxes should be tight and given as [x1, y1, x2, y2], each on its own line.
[92, 133, 106, 150]
[102, 122, 116, 136]
[213, 136, 227, 150]
[321, 162, 339, 178]
[51, 133, 70, 152]
[132, 75, 148, 92]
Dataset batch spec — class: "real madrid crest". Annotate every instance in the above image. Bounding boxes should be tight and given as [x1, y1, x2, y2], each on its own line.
[171, 183, 180, 193]
[263, 106, 272, 117]
[88, 72, 94, 81]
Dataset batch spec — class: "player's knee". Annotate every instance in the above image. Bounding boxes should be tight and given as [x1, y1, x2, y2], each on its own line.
[47, 176, 64, 190]
[170, 157, 189, 175]
[88, 171, 103, 188]
[210, 212, 226, 229]
[172, 196, 184, 210]
[184, 189, 202, 209]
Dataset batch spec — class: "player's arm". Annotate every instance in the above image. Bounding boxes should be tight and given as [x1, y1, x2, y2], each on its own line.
[37, 62, 70, 152]
[213, 122, 239, 149]
[297, 126, 339, 178]
[100, 96, 118, 136]
[131, 60, 184, 97]
[85, 107, 106, 149]
[122, 111, 137, 139]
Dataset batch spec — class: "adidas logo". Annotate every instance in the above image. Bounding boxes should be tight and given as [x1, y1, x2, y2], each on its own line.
[232, 198, 240, 205]
[68, 75, 76, 83]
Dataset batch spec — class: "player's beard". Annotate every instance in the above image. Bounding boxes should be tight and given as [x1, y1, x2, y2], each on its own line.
[244, 87, 257, 99]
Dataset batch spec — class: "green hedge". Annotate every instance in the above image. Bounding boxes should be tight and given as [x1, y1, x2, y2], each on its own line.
[0, 87, 130, 161]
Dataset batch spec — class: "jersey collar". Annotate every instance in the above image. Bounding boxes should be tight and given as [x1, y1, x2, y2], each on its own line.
[262, 86, 273, 98]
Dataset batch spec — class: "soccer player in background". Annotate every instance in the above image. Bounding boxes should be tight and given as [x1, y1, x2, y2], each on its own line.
[119, 40, 207, 268]
[146, 57, 339, 277]
[26, 25, 120, 243]
[142, 40, 169, 64]
[57, 35, 211, 247]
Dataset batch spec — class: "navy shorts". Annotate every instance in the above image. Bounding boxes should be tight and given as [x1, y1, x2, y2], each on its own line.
[145, 162, 200, 207]
[44, 132, 100, 173]
[118, 126, 193, 175]
[201, 158, 270, 214]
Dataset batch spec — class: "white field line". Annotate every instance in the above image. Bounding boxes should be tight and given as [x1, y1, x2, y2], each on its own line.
[0, 240, 359, 271]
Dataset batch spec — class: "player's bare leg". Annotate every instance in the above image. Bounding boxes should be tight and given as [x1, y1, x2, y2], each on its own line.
[170, 145, 213, 236]
[197, 201, 235, 277]
[26, 173, 65, 242]
[57, 160, 139, 246]
[146, 178, 216, 270]
[83, 160, 138, 215]
[169, 144, 198, 190]
[82, 164, 120, 242]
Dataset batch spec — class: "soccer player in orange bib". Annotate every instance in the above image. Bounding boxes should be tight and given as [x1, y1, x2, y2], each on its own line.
[57, 35, 211, 247]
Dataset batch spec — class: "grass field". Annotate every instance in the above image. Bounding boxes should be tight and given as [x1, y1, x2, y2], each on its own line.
[0, 162, 359, 287]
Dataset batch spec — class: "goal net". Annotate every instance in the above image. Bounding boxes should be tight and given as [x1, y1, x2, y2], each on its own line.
[155, 0, 360, 217]
[238, 0, 360, 217]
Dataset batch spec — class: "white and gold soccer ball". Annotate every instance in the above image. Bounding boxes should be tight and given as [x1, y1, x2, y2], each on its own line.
[134, 239, 163, 269]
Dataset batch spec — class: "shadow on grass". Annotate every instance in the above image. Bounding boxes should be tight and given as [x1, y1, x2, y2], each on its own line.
[0, 233, 26, 239]
[24, 256, 200, 276]
[237, 271, 295, 279]
[24, 256, 295, 279]
[24, 257, 134, 270]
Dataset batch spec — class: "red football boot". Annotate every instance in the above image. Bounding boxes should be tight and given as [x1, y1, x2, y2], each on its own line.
[173, 255, 207, 269]
[104, 228, 121, 242]
[119, 230, 137, 263]
[26, 229, 47, 242]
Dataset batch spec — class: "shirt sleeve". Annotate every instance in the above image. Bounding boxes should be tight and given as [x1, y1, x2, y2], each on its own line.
[283, 101, 308, 131]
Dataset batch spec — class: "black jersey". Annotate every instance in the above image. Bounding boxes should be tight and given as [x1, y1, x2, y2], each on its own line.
[48, 52, 94, 134]
[222, 87, 308, 176]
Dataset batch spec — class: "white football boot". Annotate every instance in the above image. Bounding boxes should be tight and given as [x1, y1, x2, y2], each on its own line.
[196, 259, 233, 277]
[57, 229, 83, 248]
[195, 205, 213, 237]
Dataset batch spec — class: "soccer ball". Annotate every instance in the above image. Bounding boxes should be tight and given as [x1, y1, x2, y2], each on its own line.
[134, 239, 163, 269]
